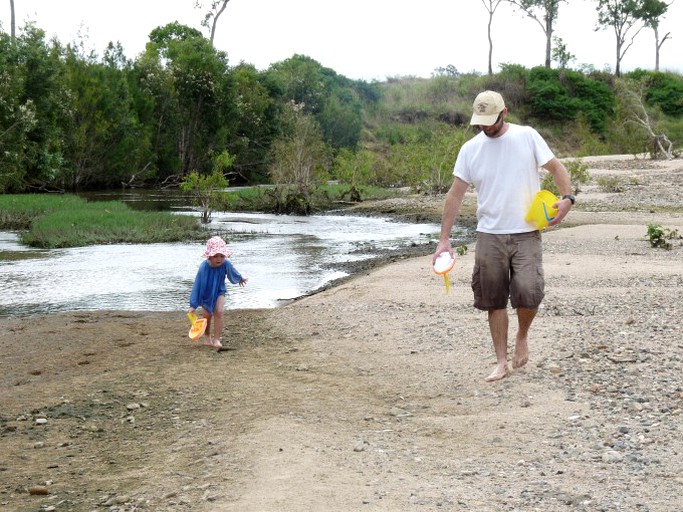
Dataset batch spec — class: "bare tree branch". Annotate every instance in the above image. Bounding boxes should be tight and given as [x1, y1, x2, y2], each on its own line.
[196, 0, 231, 46]
[618, 79, 674, 160]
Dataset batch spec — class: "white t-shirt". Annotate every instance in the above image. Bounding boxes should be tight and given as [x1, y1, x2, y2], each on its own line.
[454, 123, 554, 234]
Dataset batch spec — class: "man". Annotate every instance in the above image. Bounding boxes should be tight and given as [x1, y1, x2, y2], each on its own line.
[433, 90, 574, 382]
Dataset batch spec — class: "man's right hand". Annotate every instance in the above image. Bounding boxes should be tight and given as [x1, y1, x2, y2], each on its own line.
[433, 240, 453, 265]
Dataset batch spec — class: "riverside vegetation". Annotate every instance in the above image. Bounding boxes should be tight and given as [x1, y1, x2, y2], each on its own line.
[2, 22, 683, 215]
[0, 195, 199, 249]
[0, 183, 409, 249]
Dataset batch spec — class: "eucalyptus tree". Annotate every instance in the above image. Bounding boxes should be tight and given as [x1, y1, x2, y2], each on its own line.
[265, 55, 329, 115]
[9, 0, 15, 41]
[480, 0, 506, 75]
[8, 25, 69, 191]
[595, 0, 647, 76]
[60, 42, 153, 189]
[0, 30, 36, 191]
[264, 54, 363, 151]
[195, 0, 231, 46]
[637, 0, 671, 71]
[138, 22, 237, 181]
[229, 63, 279, 183]
[507, 0, 566, 68]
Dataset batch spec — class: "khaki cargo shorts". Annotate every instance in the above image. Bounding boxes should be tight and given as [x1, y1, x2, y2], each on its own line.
[471, 231, 544, 311]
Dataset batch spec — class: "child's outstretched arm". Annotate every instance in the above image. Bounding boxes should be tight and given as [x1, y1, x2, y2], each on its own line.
[225, 260, 246, 286]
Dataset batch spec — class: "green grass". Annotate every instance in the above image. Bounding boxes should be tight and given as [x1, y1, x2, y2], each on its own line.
[0, 194, 85, 229]
[0, 194, 201, 248]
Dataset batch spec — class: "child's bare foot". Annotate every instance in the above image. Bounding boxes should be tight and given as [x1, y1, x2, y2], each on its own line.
[203, 335, 214, 347]
[485, 364, 509, 382]
[212, 338, 223, 350]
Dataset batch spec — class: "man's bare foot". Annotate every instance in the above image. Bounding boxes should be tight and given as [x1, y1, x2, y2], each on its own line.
[512, 354, 528, 369]
[512, 337, 529, 369]
[485, 364, 509, 382]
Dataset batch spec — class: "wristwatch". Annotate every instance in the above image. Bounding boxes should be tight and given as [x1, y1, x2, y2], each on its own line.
[562, 194, 576, 205]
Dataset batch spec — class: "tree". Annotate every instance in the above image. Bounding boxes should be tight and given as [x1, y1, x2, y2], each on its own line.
[265, 55, 363, 151]
[332, 148, 377, 201]
[9, 0, 15, 41]
[195, 0, 231, 46]
[229, 63, 279, 183]
[180, 150, 233, 223]
[508, 0, 565, 68]
[11, 24, 71, 191]
[141, 22, 237, 179]
[268, 102, 330, 214]
[637, 0, 671, 71]
[551, 36, 575, 68]
[596, 0, 646, 77]
[480, 0, 505, 75]
[0, 30, 37, 192]
[433, 64, 460, 77]
[60, 44, 153, 189]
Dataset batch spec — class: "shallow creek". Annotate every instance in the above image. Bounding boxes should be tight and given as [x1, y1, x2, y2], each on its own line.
[1, 209, 444, 315]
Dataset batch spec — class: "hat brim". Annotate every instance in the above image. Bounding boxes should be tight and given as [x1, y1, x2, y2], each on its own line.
[204, 247, 233, 258]
[470, 112, 500, 126]
[205, 250, 233, 258]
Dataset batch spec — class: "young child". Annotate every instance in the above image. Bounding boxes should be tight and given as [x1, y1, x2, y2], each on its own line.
[189, 236, 247, 349]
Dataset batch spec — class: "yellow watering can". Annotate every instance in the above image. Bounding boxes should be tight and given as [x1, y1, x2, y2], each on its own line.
[526, 190, 560, 230]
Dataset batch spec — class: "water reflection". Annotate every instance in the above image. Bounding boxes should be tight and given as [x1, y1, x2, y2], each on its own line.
[0, 212, 451, 316]
[78, 188, 194, 212]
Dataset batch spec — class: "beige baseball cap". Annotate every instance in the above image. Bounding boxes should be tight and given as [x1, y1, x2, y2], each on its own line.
[470, 90, 505, 126]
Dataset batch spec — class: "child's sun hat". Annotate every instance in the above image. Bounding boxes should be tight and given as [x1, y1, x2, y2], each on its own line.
[203, 236, 233, 258]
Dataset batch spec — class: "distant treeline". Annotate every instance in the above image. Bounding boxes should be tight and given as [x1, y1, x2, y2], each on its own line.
[1, 22, 681, 194]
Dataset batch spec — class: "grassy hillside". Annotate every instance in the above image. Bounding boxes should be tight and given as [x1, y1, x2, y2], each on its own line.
[361, 66, 683, 161]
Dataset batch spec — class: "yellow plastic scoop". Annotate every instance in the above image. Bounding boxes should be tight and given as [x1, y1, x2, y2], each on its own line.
[187, 312, 207, 342]
[526, 190, 560, 230]
[433, 252, 455, 293]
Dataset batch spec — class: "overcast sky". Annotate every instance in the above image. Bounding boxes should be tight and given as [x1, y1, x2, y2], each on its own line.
[3, 0, 681, 81]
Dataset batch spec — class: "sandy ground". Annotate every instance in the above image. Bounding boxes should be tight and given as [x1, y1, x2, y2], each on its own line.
[1, 156, 683, 512]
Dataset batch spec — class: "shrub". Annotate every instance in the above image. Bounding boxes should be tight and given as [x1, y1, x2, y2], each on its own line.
[526, 67, 615, 133]
[381, 122, 470, 193]
[646, 224, 680, 250]
[483, 64, 530, 109]
[597, 176, 624, 193]
[626, 70, 683, 117]
[541, 159, 590, 195]
[268, 104, 331, 214]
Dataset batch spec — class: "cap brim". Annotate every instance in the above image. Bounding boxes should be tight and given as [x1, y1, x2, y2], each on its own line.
[470, 113, 500, 126]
